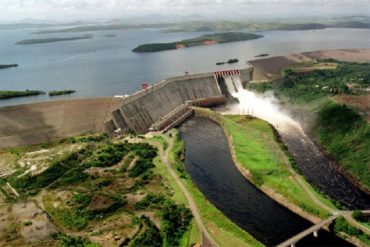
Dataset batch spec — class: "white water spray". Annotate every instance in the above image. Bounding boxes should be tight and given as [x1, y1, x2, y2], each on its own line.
[223, 75, 306, 137]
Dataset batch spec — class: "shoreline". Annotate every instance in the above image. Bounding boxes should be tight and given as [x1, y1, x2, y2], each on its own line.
[193, 107, 325, 225]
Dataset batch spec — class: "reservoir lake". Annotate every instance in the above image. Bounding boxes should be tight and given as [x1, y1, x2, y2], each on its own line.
[1, 28, 370, 106]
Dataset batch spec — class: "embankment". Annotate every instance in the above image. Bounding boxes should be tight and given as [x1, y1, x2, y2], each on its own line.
[0, 97, 121, 148]
[249, 48, 370, 81]
[193, 107, 327, 224]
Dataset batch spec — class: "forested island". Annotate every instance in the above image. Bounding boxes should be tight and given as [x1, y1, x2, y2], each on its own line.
[0, 64, 18, 69]
[132, 32, 263, 52]
[49, 90, 76, 96]
[0, 90, 45, 99]
[16, 35, 93, 45]
[0, 89, 76, 99]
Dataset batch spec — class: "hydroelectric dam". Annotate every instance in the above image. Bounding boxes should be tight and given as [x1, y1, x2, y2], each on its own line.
[104, 68, 252, 136]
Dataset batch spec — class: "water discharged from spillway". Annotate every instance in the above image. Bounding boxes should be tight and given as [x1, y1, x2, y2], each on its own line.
[222, 74, 370, 209]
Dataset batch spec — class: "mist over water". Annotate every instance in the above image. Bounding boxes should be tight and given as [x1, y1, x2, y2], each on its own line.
[223, 75, 303, 134]
[221, 75, 370, 209]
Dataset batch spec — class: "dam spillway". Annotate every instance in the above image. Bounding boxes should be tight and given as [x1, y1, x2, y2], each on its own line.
[105, 68, 252, 135]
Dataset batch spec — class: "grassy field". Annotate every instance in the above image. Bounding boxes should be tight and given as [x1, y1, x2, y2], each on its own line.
[168, 130, 264, 247]
[222, 114, 335, 218]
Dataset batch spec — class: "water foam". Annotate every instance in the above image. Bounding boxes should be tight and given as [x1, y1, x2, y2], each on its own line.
[223, 75, 305, 136]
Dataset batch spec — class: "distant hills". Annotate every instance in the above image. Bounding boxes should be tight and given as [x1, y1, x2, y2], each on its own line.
[3, 15, 370, 33]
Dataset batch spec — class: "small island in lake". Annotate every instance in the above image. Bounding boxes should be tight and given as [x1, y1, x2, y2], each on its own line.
[0, 90, 45, 99]
[132, 32, 263, 52]
[16, 35, 93, 45]
[104, 34, 116, 38]
[49, 90, 76, 96]
[227, 58, 239, 64]
[216, 58, 239, 65]
[255, 53, 269, 57]
[0, 64, 18, 69]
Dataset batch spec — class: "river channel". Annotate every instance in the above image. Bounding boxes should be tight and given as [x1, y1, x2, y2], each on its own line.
[180, 117, 352, 246]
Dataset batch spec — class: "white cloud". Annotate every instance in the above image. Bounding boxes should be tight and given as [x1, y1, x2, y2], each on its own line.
[0, 0, 369, 22]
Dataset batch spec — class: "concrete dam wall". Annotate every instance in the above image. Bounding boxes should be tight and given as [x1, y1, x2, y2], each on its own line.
[106, 68, 252, 135]
[0, 67, 251, 148]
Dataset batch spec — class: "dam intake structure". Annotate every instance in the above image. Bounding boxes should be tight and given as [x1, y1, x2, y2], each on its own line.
[104, 68, 252, 136]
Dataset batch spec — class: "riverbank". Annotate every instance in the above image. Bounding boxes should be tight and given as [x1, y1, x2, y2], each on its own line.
[193, 107, 338, 224]
[248, 60, 370, 194]
[167, 129, 263, 247]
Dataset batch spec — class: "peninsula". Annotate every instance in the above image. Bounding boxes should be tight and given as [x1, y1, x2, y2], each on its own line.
[132, 32, 263, 52]
[16, 34, 93, 45]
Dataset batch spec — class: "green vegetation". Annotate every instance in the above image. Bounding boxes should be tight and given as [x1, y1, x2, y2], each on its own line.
[130, 216, 162, 247]
[332, 217, 370, 245]
[168, 129, 263, 247]
[49, 90, 76, 96]
[167, 19, 370, 33]
[0, 90, 45, 99]
[54, 233, 99, 247]
[45, 198, 89, 230]
[0, 64, 18, 69]
[248, 60, 370, 103]
[2, 133, 197, 246]
[10, 141, 157, 194]
[132, 32, 263, 52]
[151, 146, 201, 246]
[16, 34, 93, 45]
[10, 147, 93, 195]
[315, 102, 370, 190]
[160, 200, 192, 246]
[248, 61, 370, 191]
[222, 114, 333, 217]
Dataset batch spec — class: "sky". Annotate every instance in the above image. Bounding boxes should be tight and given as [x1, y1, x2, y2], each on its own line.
[1, 0, 370, 23]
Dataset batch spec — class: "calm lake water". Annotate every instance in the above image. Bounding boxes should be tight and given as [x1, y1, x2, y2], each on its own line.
[1, 28, 370, 106]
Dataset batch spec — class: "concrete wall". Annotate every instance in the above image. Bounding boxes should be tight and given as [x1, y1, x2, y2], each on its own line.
[107, 72, 223, 134]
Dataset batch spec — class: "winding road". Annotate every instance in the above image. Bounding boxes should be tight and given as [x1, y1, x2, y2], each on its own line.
[147, 132, 217, 247]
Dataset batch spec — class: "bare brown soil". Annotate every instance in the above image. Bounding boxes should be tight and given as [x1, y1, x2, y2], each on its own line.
[0, 97, 121, 148]
[87, 195, 115, 211]
[0, 201, 57, 245]
[334, 94, 370, 122]
[249, 48, 370, 81]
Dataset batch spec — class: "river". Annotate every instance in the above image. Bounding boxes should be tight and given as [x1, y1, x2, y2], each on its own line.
[1, 28, 370, 106]
[180, 117, 352, 247]
[221, 75, 370, 210]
